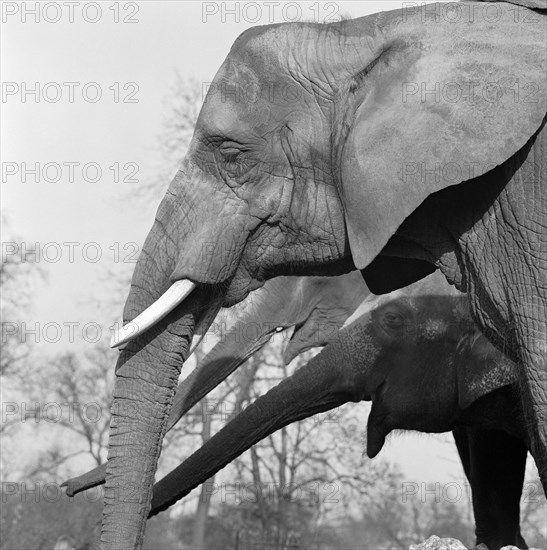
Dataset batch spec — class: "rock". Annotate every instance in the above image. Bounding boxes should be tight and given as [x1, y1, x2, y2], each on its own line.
[409, 537, 537, 550]
[409, 535, 468, 550]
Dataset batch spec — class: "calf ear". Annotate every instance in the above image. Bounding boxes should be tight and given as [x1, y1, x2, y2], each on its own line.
[338, 5, 546, 269]
[455, 331, 519, 409]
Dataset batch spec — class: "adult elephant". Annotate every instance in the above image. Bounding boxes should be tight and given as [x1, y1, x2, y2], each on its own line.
[147, 274, 530, 550]
[63, 272, 368, 495]
[100, 4, 546, 547]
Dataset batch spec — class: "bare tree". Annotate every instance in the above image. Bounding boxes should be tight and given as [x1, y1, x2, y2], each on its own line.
[202, 344, 377, 549]
[188, 356, 260, 549]
[1, 219, 47, 483]
[22, 344, 115, 480]
[1, 219, 44, 380]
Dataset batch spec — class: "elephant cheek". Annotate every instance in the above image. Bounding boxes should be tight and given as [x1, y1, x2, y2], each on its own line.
[163, 170, 256, 286]
[171, 210, 253, 285]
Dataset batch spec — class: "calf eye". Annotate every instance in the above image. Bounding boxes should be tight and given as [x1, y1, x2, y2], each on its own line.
[383, 312, 404, 329]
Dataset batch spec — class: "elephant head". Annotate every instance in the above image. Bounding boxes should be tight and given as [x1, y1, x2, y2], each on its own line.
[63, 271, 368, 496]
[101, 5, 546, 546]
[147, 273, 522, 516]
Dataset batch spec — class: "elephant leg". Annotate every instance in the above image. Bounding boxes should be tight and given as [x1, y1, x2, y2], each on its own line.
[506, 265, 547, 495]
[456, 120, 547, 493]
[470, 246, 547, 493]
[486, 270, 547, 493]
[453, 427, 528, 550]
[516, 329, 547, 491]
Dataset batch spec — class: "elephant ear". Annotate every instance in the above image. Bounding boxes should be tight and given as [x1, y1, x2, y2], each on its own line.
[455, 331, 519, 409]
[339, 5, 547, 269]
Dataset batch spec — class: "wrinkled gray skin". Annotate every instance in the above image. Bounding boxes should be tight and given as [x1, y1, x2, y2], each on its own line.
[63, 272, 368, 495]
[148, 274, 529, 550]
[100, 4, 546, 547]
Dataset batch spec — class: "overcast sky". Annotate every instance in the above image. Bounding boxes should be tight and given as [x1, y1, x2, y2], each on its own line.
[4, 0, 524, 490]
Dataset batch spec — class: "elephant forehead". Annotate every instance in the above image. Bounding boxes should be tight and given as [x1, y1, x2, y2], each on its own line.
[199, 60, 272, 132]
[342, 287, 410, 329]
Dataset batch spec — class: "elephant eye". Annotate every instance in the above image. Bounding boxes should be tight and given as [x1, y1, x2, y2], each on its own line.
[383, 312, 404, 330]
[220, 147, 241, 163]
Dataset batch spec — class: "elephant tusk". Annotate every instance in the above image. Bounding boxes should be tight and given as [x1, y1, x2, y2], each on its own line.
[187, 314, 212, 356]
[188, 333, 204, 356]
[110, 280, 196, 348]
[188, 292, 225, 356]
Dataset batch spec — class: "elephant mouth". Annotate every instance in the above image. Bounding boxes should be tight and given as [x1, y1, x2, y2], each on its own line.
[357, 375, 382, 404]
[221, 275, 265, 307]
[112, 268, 264, 349]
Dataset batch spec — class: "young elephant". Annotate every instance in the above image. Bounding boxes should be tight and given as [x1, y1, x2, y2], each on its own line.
[148, 274, 529, 550]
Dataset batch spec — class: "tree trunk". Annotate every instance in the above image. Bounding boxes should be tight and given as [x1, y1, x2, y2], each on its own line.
[190, 413, 213, 549]
[190, 357, 259, 548]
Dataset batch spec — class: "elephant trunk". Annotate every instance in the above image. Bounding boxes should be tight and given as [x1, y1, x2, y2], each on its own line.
[100, 212, 219, 549]
[148, 339, 362, 516]
[101, 296, 211, 548]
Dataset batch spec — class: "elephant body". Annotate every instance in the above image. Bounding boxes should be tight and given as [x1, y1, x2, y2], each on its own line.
[92, 3, 546, 546]
[148, 273, 530, 550]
